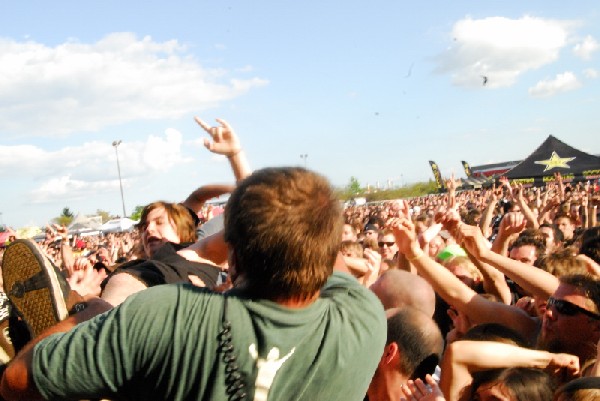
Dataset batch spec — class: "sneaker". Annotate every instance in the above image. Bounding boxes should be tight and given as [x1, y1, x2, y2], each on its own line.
[1, 239, 69, 338]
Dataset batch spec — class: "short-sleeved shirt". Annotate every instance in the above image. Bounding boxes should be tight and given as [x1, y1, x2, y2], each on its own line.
[33, 272, 386, 401]
[108, 242, 220, 288]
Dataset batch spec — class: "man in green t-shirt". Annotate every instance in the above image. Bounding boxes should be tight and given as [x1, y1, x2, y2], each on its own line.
[1, 167, 386, 401]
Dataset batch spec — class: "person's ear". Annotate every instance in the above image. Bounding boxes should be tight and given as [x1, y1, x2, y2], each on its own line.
[380, 342, 399, 367]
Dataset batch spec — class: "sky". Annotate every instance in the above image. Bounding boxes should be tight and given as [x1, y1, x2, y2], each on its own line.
[1, 1, 599, 229]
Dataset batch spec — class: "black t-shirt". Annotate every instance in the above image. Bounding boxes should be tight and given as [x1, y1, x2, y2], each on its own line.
[105, 242, 220, 289]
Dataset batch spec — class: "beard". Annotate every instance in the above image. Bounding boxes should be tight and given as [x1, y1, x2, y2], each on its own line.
[537, 330, 563, 354]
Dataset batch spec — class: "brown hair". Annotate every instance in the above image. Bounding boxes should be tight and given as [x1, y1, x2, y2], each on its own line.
[560, 275, 600, 314]
[470, 367, 555, 401]
[536, 249, 587, 277]
[555, 377, 600, 401]
[510, 230, 547, 259]
[554, 212, 576, 224]
[224, 167, 343, 301]
[137, 201, 197, 244]
[341, 241, 363, 258]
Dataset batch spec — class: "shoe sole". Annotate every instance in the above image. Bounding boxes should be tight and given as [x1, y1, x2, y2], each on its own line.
[2, 240, 68, 338]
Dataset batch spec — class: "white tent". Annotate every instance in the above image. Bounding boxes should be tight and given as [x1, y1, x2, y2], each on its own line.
[16, 226, 42, 239]
[68, 214, 103, 235]
[100, 217, 138, 233]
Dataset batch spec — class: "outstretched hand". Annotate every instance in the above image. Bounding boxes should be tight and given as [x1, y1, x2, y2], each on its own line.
[362, 248, 382, 287]
[455, 222, 490, 261]
[388, 217, 419, 256]
[445, 173, 461, 192]
[400, 375, 446, 401]
[67, 264, 107, 297]
[52, 224, 68, 240]
[195, 117, 242, 157]
[497, 212, 527, 237]
[434, 209, 461, 234]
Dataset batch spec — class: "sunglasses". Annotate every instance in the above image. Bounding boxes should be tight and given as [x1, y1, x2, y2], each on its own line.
[378, 241, 395, 248]
[547, 297, 600, 320]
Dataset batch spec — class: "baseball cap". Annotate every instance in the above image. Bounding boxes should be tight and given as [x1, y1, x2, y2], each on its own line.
[436, 244, 466, 262]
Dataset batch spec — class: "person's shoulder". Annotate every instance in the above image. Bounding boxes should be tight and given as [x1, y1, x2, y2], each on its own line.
[122, 283, 217, 312]
[322, 271, 371, 294]
[322, 272, 385, 314]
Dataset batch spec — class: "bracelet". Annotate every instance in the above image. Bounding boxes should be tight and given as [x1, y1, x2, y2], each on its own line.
[226, 150, 242, 159]
[407, 251, 425, 262]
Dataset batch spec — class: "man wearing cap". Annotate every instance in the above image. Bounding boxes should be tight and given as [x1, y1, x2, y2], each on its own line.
[363, 223, 380, 244]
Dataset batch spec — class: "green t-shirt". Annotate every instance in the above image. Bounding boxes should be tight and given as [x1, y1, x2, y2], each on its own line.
[33, 272, 386, 401]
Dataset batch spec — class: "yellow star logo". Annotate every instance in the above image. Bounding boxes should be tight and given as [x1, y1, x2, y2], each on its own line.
[534, 151, 576, 172]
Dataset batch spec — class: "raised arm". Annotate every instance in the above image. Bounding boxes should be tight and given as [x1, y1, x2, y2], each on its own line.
[479, 190, 498, 239]
[514, 185, 540, 229]
[555, 172, 565, 202]
[181, 184, 235, 215]
[469, 254, 512, 305]
[498, 176, 514, 201]
[440, 340, 579, 401]
[389, 208, 537, 343]
[194, 117, 251, 182]
[457, 223, 560, 299]
[490, 212, 526, 256]
[445, 173, 461, 210]
[53, 224, 75, 272]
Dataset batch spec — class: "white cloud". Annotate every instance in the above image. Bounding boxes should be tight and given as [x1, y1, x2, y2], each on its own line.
[584, 68, 598, 79]
[528, 71, 581, 98]
[0, 129, 193, 203]
[0, 33, 268, 137]
[573, 35, 599, 60]
[29, 175, 122, 204]
[435, 16, 571, 88]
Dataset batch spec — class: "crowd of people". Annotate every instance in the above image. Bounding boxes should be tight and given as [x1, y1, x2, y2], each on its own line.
[0, 117, 599, 401]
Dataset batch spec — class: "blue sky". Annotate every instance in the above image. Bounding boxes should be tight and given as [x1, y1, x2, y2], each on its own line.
[1, 1, 599, 228]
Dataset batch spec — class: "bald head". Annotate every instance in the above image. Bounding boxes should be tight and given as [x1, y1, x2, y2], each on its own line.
[370, 270, 436, 317]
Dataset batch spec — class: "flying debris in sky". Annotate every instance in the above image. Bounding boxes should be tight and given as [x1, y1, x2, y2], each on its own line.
[405, 62, 414, 78]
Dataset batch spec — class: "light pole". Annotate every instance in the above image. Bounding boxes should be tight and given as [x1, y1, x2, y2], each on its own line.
[112, 140, 127, 218]
[300, 154, 308, 168]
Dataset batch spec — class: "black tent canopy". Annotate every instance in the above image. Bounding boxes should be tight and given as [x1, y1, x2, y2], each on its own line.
[504, 135, 600, 185]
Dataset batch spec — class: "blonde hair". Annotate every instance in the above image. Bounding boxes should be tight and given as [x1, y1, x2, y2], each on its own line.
[443, 256, 483, 282]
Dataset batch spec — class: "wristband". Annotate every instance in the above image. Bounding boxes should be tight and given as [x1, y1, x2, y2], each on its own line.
[407, 251, 425, 262]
